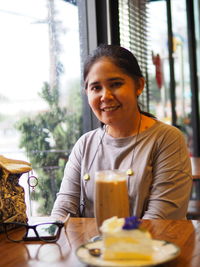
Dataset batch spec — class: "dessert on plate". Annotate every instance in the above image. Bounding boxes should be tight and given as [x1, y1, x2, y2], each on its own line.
[100, 216, 154, 261]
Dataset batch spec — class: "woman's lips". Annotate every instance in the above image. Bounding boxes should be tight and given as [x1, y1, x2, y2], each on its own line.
[101, 105, 120, 112]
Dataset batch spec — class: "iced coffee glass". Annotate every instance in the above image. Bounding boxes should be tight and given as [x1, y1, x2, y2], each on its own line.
[94, 170, 130, 229]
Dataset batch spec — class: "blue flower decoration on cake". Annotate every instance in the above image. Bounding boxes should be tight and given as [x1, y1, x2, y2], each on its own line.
[122, 216, 141, 230]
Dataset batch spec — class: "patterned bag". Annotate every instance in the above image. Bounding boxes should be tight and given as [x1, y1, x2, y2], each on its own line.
[0, 155, 32, 232]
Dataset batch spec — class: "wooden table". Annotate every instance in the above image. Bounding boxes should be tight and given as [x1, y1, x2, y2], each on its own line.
[1, 218, 200, 267]
[191, 157, 200, 180]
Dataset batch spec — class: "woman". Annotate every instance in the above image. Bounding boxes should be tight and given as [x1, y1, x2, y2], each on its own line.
[51, 44, 192, 220]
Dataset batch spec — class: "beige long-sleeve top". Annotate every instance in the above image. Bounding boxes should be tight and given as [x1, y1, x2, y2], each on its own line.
[51, 120, 192, 220]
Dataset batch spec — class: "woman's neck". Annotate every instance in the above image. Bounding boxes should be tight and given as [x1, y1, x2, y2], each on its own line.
[106, 114, 156, 138]
[106, 113, 142, 138]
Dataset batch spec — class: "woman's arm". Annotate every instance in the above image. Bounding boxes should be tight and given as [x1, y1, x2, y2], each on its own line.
[51, 138, 83, 220]
[143, 126, 192, 219]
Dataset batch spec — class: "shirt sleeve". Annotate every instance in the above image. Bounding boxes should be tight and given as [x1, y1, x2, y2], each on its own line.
[142, 126, 193, 219]
[51, 137, 83, 220]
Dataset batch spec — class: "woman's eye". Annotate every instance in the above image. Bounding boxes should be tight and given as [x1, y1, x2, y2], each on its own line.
[110, 82, 123, 88]
[91, 85, 101, 91]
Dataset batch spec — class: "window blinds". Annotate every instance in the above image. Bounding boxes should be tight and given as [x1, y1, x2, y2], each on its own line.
[119, 0, 149, 110]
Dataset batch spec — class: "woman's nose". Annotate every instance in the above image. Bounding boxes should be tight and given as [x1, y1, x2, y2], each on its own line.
[100, 87, 113, 101]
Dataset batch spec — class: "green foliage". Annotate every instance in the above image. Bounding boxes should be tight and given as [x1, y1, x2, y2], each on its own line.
[16, 82, 82, 215]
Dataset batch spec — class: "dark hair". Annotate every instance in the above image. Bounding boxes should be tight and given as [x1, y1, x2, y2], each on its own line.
[84, 44, 156, 119]
[84, 44, 143, 86]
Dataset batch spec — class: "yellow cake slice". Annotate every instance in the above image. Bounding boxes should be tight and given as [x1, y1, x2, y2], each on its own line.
[100, 216, 153, 261]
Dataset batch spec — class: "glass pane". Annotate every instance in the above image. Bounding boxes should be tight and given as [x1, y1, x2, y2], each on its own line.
[148, 0, 192, 154]
[36, 223, 59, 238]
[171, 0, 192, 154]
[0, 0, 82, 216]
[194, 0, 200, 114]
[148, 1, 171, 123]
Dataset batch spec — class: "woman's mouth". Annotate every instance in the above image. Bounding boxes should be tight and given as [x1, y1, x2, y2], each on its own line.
[101, 105, 120, 112]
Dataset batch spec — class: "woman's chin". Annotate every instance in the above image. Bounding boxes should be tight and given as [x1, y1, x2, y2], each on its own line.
[97, 114, 122, 127]
[100, 118, 113, 126]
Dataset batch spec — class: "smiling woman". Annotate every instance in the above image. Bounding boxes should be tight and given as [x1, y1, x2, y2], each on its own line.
[85, 58, 145, 138]
[51, 44, 192, 222]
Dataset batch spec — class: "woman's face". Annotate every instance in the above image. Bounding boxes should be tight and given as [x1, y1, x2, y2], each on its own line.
[85, 58, 144, 127]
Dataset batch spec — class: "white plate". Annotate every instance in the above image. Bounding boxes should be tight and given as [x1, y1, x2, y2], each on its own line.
[76, 239, 180, 267]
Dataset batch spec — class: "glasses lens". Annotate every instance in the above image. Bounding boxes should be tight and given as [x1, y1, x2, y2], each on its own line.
[5, 224, 27, 242]
[36, 223, 60, 242]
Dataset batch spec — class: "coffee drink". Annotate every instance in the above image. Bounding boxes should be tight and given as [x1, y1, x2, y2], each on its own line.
[94, 170, 130, 229]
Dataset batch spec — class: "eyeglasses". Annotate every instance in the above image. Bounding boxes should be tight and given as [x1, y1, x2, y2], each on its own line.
[1, 215, 70, 243]
[1, 221, 64, 242]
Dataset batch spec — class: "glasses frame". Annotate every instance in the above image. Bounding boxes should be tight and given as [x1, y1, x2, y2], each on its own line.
[1, 221, 64, 243]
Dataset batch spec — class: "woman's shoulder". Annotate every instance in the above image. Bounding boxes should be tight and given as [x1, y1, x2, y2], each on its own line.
[146, 120, 187, 150]
[140, 119, 186, 146]
[69, 127, 104, 159]
[156, 120, 185, 135]
[73, 127, 104, 149]
[149, 119, 184, 135]
[78, 127, 104, 141]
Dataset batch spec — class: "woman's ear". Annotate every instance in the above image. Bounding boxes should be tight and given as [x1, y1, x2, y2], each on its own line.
[136, 77, 145, 96]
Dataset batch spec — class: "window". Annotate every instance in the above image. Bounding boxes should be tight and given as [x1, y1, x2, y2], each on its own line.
[0, 0, 82, 216]
[119, 0, 149, 110]
[148, 0, 192, 153]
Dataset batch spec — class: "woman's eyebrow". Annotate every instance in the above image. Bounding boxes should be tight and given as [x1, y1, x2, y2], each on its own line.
[88, 81, 100, 87]
[87, 77, 124, 87]
[107, 77, 125, 82]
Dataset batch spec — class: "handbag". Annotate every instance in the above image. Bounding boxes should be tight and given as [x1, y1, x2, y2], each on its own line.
[0, 155, 32, 232]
